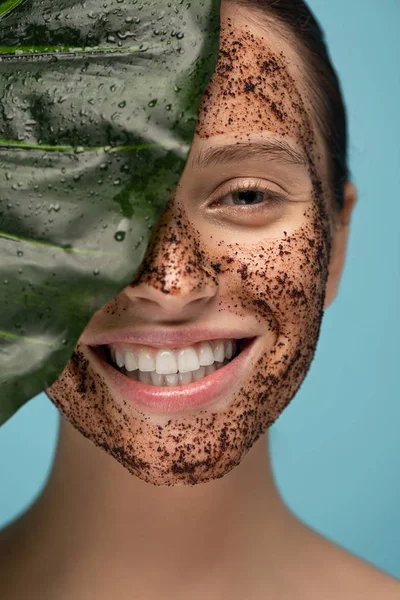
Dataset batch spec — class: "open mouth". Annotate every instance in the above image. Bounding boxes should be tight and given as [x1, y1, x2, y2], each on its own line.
[91, 338, 255, 388]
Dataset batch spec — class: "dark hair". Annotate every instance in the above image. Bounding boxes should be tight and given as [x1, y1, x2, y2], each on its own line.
[231, 0, 349, 213]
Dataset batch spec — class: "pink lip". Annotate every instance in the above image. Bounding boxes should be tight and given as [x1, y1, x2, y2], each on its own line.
[87, 337, 259, 414]
[81, 328, 258, 349]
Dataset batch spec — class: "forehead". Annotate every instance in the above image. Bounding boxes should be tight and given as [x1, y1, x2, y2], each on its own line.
[193, 3, 328, 181]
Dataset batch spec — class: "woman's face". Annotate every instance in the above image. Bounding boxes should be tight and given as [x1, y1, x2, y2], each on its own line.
[46, 3, 335, 486]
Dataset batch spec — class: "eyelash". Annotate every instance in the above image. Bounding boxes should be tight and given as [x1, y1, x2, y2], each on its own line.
[211, 179, 289, 209]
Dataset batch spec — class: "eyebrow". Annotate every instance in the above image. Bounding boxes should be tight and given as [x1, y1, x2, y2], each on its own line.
[188, 137, 308, 169]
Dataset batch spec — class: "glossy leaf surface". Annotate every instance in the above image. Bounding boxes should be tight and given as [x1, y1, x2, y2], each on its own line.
[0, 0, 220, 424]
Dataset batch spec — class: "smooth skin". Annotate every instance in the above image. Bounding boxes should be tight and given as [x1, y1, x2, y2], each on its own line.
[0, 3, 399, 599]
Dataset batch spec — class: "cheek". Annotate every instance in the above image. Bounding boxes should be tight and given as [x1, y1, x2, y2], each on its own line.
[215, 212, 330, 427]
[216, 210, 330, 338]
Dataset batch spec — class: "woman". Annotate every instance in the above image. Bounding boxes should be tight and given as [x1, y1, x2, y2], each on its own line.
[1, 0, 399, 598]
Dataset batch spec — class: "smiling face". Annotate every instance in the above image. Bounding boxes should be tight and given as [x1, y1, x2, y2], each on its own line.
[46, 3, 336, 486]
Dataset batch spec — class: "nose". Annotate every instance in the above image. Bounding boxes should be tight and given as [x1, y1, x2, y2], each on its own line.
[122, 204, 219, 322]
[124, 280, 217, 321]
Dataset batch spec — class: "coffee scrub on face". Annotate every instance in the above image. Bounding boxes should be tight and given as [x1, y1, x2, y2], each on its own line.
[46, 7, 333, 488]
[3, 2, 399, 600]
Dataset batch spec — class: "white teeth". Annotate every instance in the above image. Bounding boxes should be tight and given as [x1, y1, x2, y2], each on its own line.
[205, 363, 216, 376]
[138, 370, 152, 384]
[165, 373, 179, 386]
[150, 371, 164, 386]
[125, 351, 138, 372]
[121, 358, 231, 386]
[108, 338, 245, 385]
[177, 347, 200, 373]
[197, 341, 214, 366]
[115, 349, 125, 368]
[179, 371, 193, 385]
[155, 348, 178, 375]
[192, 365, 206, 382]
[224, 339, 233, 360]
[212, 340, 225, 362]
[138, 348, 156, 372]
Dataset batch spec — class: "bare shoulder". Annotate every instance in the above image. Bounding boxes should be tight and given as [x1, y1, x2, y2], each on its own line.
[325, 543, 400, 600]
[289, 517, 400, 600]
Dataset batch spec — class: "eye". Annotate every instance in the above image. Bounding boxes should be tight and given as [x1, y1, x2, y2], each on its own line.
[211, 179, 288, 208]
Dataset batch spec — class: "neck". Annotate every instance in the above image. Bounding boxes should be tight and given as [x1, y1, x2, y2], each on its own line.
[7, 416, 302, 599]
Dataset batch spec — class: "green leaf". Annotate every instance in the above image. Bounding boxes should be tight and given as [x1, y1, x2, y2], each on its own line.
[0, 0, 26, 20]
[0, 0, 221, 425]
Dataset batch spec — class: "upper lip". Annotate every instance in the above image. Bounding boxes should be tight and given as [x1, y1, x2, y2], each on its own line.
[82, 328, 257, 349]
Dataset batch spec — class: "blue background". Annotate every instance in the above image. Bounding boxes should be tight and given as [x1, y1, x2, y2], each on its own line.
[1, 0, 399, 580]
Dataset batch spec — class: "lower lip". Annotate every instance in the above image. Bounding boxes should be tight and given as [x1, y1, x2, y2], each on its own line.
[88, 338, 258, 414]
